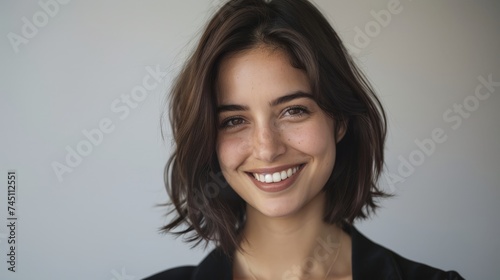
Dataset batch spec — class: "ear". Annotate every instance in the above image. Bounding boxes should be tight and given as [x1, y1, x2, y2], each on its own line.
[335, 119, 348, 143]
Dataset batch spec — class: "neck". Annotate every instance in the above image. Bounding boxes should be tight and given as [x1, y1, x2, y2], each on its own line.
[234, 192, 350, 279]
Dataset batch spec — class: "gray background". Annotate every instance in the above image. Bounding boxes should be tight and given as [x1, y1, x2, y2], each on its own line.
[1, 0, 499, 279]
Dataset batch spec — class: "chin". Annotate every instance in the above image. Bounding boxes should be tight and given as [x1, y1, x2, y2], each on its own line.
[251, 196, 305, 218]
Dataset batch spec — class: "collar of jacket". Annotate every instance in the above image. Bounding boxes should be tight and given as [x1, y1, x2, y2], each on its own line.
[189, 224, 402, 280]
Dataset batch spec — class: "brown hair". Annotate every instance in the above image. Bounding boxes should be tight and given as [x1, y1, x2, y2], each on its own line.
[161, 0, 388, 256]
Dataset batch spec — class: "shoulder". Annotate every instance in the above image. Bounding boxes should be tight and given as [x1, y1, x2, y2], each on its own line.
[347, 224, 464, 280]
[144, 226, 465, 280]
[142, 248, 232, 280]
[389, 251, 464, 280]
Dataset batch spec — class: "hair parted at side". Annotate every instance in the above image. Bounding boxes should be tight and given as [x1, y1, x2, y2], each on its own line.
[161, 0, 389, 256]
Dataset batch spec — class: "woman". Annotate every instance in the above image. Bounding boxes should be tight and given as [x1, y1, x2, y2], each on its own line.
[146, 0, 464, 279]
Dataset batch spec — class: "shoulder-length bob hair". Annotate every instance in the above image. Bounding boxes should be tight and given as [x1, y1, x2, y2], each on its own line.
[162, 0, 388, 256]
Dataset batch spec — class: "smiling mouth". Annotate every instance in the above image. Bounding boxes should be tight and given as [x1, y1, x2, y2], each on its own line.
[247, 164, 304, 183]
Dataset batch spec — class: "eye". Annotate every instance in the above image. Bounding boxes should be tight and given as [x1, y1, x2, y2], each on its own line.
[283, 106, 310, 117]
[219, 116, 246, 129]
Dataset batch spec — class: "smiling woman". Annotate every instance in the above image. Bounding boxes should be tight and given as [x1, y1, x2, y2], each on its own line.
[144, 0, 464, 279]
[216, 47, 342, 220]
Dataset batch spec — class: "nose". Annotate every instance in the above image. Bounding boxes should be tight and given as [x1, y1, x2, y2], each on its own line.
[252, 121, 286, 162]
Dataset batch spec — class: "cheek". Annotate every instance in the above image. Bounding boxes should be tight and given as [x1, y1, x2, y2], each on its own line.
[216, 134, 251, 170]
[282, 120, 336, 156]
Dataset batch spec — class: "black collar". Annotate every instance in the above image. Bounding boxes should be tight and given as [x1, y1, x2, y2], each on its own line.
[144, 224, 463, 279]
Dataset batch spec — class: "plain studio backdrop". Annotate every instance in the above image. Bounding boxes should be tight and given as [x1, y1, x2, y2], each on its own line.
[0, 0, 499, 279]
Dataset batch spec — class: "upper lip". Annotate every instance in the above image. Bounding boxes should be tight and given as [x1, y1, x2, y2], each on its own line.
[245, 163, 304, 174]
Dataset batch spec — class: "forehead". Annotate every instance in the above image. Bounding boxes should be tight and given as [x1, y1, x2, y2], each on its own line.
[216, 47, 311, 104]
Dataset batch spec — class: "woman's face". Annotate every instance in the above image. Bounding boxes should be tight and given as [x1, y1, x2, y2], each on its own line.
[216, 46, 344, 218]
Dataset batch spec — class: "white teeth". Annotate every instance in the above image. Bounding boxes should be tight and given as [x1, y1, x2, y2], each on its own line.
[280, 171, 287, 180]
[265, 174, 273, 183]
[259, 174, 265, 182]
[272, 173, 282, 182]
[252, 166, 301, 183]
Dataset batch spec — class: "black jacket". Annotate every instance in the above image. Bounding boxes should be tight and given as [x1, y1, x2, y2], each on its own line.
[144, 225, 464, 280]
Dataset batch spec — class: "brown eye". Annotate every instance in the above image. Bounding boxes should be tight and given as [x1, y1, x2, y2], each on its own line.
[220, 117, 246, 128]
[283, 106, 309, 117]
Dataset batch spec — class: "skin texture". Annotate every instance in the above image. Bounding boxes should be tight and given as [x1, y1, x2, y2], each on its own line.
[216, 46, 352, 279]
[216, 46, 340, 218]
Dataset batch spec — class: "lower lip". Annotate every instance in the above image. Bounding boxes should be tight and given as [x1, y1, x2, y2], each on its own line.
[247, 165, 304, 193]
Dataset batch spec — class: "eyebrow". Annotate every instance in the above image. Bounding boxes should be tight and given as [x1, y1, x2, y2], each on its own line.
[217, 91, 314, 114]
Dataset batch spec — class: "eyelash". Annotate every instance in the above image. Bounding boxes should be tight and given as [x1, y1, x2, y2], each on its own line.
[283, 105, 309, 118]
[219, 105, 310, 129]
[219, 115, 246, 129]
